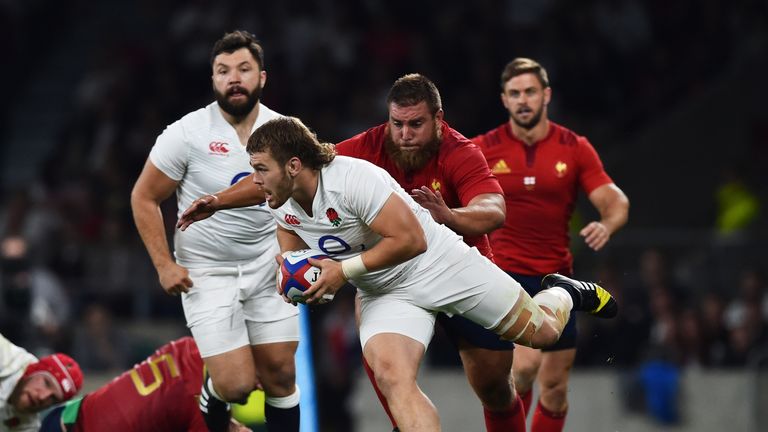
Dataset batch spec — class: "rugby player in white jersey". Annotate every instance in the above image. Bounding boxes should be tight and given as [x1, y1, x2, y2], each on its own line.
[130, 31, 300, 432]
[178, 116, 618, 431]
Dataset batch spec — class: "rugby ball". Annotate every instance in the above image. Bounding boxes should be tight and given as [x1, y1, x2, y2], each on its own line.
[278, 249, 329, 303]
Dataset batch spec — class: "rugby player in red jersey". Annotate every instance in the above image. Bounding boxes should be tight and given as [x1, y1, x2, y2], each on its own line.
[40, 337, 250, 432]
[474, 58, 630, 432]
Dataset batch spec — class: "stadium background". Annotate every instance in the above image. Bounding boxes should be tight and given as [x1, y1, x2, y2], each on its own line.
[1, 0, 766, 430]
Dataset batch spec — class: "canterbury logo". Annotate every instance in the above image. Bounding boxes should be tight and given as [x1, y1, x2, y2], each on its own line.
[208, 141, 230, 154]
[284, 214, 301, 226]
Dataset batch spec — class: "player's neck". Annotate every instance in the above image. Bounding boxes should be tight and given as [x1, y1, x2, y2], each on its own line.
[293, 170, 319, 217]
[509, 118, 549, 146]
[221, 103, 261, 146]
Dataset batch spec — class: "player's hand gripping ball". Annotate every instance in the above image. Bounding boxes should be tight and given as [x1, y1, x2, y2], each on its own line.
[278, 249, 331, 304]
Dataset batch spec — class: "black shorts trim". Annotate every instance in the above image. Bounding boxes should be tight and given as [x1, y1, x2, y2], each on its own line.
[436, 313, 516, 351]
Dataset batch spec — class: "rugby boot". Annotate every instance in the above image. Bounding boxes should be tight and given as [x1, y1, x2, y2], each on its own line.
[542, 273, 618, 318]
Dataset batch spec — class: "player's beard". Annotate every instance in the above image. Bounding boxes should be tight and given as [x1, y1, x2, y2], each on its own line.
[265, 169, 294, 209]
[384, 125, 442, 173]
[511, 104, 544, 130]
[214, 82, 262, 118]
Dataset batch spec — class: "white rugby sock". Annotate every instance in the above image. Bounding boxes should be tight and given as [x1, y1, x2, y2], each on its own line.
[266, 385, 301, 408]
[206, 377, 226, 401]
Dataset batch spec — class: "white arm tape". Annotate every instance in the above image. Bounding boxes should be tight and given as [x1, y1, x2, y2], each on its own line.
[341, 255, 368, 280]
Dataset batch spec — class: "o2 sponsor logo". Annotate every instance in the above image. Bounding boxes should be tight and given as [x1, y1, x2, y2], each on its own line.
[318, 235, 351, 256]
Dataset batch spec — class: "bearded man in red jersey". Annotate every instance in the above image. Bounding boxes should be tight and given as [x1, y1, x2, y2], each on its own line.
[474, 58, 630, 432]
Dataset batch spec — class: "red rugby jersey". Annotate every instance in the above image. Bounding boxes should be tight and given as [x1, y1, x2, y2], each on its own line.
[73, 337, 206, 432]
[474, 121, 613, 275]
[336, 121, 503, 259]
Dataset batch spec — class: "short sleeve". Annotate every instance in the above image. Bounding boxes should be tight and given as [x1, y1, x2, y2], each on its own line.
[149, 123, 189, 181]
[576, 137, 613, 194]
[343, 162, 395, 225]
[445, 143, 503, 206]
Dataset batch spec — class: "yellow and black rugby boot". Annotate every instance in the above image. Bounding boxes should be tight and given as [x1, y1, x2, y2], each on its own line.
[541, 273, 618, 318]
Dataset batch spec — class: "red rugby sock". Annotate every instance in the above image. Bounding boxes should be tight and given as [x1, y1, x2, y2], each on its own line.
[483, 394, 527, 432]
[519, 389, 533, 418]
[531, 400, 566, 432]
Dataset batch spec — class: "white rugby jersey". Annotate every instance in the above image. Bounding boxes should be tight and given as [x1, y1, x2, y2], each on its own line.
[151, 102, 281, 267]
[1, 333, 39, 432]
[270, 156, 467, 293]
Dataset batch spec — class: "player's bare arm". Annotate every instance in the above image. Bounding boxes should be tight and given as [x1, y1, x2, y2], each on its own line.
[356, 191, 428, 270]
[411, 188, 505, 236]
[302, 192, 427, 304]
[177, 173, 266, 231]
[581, 183, 630, 251]
[131, 159, 193, 295]
[275, 224, 310, 254]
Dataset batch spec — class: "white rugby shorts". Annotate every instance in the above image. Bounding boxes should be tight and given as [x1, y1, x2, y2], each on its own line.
[358, 246, 523, 349]
[181, 250, 299, 358]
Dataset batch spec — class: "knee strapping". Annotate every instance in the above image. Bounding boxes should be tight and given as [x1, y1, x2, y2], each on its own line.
[497, 296, 546, 341]
[532, 288, 572, 328]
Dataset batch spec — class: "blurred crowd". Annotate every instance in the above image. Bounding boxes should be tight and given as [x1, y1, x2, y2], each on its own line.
[1, 0, 767, 430]
[576, 249, 768, 369]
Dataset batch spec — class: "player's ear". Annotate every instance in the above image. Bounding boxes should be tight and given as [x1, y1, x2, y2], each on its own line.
[286, 157, 302, 177]
[434, 109, 444, 122]
[500, 92, 509, 110]
[543, 87, 552, 107]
